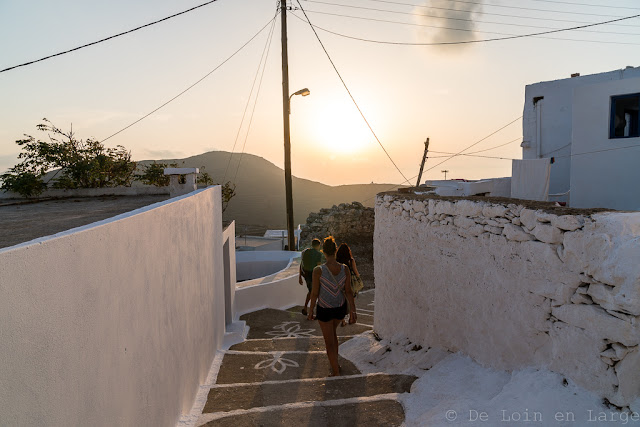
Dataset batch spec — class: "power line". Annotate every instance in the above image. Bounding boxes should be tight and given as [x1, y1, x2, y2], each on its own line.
[428, 153, 515, 159]
[302, 0, 639, 27]
[523, 0, 640, 10]
[420, 116, 522, 174]
[291, 11, 640, 45]
[1, 0, 221, 74]
[304, 6, 640, 36]
[362, 117, 522, 202]
[223, 13, 278, 182]
[360, 0, 624, 18]
[304, 9, 640, 38]
[554, 143, 640, 159]
[294, 0, 410, 183]
[100, 17, 277, 144]
[233, 15, 278, 184]
[429, 136, 522, 157]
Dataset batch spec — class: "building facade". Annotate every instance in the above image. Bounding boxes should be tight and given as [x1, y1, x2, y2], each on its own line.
[522, 66, 640, 210]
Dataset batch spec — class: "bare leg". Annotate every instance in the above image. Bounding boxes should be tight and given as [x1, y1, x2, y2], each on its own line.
[318, 320, 340, 376]
[304, 292, 311, 310]
[332, 318, 341, 372]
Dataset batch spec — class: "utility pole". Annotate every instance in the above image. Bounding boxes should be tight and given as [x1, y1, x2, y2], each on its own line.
[415, 137, 430, 187]
[280, 0, 295, 251]
[441, 170, 449, 180]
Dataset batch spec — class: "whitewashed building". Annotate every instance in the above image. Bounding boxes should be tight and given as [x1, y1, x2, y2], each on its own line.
[522, 66, 640, 210]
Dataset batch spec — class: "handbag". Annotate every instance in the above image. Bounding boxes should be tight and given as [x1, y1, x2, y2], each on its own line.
[351, 273, 364, 295]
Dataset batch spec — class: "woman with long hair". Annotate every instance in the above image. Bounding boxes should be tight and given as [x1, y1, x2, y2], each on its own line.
[308, 236, 357, 376]
[336, 242, 361, 327]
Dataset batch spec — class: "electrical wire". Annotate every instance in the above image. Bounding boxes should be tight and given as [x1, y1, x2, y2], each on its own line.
[302, 0, 639, 28]
[420, 116, 522, 174]
[542, 142, 572, 156]
[233, 15, 278, 184]
[429, 136, 522, 157]
[360, 0, 624, 18]
[1, 0, 221, 74]
[223, 13, 278, 183]
[523, 0, 640, 10]
[290, 11, 640, 46]
[362, 117, 522, 202]
[294, 0, 410, 183]
[100, 17, 277, 144]
[303, 8, 640, 37]
[554, 143, 640, 159]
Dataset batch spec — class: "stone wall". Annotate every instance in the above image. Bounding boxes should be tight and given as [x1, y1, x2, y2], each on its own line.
[300, 202, 374, 246]
[374, 193, 640, 409]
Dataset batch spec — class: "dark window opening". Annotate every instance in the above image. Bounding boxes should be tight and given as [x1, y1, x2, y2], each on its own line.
[610, 93, 640, 139]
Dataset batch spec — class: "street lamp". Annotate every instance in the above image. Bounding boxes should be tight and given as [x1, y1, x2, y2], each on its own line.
[289, 88, 310, 114]
[282, 87, 310, 251]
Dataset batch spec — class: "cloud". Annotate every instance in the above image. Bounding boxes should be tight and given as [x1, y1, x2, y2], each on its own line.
[413, 1, 484, 50]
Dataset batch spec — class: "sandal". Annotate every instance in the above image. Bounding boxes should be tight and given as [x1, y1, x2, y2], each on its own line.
[340, 319, 347, 327]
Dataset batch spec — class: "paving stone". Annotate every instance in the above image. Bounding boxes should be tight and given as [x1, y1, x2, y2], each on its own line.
[201, 400, 406, 427]
[203, 374, 417, 412]
[241, 309, 371, 339]
[215, 352, 360, 384]
[230, 337, 352, 352]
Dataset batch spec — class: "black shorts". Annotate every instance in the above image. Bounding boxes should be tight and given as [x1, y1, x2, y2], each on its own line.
[316, 302, 347, 322]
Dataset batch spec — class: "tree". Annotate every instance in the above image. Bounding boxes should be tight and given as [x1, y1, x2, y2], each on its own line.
[136, 163, 236, 212]
[135, 161, 179, 187]
[0, 119, 136, 197]
[2, 120, 237, 211]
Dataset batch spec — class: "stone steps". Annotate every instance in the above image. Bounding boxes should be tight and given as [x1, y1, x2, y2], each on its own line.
[229, 336, 353, 352]
[215, 351, 361, 384]
[203, 373, 416, 413]
[192, 292, 416, 426]
[199, 397, 405, 427]
[240, 308, 372, 340]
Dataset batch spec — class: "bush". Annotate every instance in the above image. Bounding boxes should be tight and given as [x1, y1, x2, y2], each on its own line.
[0, 119, 136, 196]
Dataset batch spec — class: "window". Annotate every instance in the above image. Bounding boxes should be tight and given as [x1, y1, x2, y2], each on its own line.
[610, 93, 640, 139]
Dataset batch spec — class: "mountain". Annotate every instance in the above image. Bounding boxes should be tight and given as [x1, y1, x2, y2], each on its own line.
[143, 151, 400, 229]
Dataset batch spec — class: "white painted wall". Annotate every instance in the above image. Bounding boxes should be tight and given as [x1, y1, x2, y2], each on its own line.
[235, 250, 299, 282]
[375, 194, 640, 407]
[234, 253, 303, 316]
[570, 76, 640, 210]
[522, 67, 640, 201]
[0, 187, 226, 426]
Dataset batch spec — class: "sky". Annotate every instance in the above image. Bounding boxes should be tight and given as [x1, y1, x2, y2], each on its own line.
[1, 0, 639, 186]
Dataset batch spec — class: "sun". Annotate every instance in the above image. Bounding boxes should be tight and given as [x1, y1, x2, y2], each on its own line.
[307, 102, 373, 154]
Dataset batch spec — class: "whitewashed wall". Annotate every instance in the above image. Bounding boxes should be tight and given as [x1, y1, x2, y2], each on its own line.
[522, 66, 640, 200]
[375, 194, 640, 408]
[0, 187, 226, 426]
[235, 253, 302, 317]
[570, 76, 640, 210]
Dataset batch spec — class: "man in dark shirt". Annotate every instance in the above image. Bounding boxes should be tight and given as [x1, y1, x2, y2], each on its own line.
[299, 238, 323, 316]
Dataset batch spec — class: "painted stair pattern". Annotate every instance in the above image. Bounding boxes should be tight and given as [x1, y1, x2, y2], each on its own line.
[195, 291, 417, 426]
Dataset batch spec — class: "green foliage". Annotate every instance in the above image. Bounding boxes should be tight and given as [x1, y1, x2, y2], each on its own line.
[0, 170, 47, 197]
[0, 119, 137, 197]
[197, 171, 214, 186]
[135, 162, 178, 187]
[2, 120, 238, 211]
[220, 181, 236, 213]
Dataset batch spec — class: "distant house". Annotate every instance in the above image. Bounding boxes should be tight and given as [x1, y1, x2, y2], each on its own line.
[522, 66, 640, 210]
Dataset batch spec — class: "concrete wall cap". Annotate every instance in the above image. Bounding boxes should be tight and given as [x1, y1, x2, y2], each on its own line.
[164, 167, 199, 175]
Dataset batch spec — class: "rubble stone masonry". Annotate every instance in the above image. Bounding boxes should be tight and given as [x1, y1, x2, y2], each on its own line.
[374, 193, 640, 409]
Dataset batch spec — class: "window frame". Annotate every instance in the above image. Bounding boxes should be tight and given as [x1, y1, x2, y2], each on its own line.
[609, 92, 640, 140]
